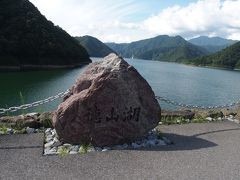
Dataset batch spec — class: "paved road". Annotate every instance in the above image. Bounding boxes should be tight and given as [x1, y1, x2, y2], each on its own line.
[1, 120, 240, 180]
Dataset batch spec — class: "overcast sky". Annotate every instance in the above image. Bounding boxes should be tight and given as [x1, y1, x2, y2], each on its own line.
[29, 0, 240, 43]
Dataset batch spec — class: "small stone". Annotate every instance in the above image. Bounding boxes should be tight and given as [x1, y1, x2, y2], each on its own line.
[206, 117, 213, 121]
[44, 147, 57, 155]
[227, 117, 234, 121]
[159, 122, 163, 125]
[217, 117, 222, 121]
[147, 140, 156, 146]
[44, 141, 54, 148]
[135, 140, 143, 145]
[102, 148, 109, 152]
[113, 145, 125, 150]
[0, 131, 4, 135]
[234, 119, 240, 123]
[50, 147, 57, 152]
[147, 134, 156, 140]
[87, 147, 95, 152]
[69, 151, 78, 155]
[132, 142, 142, 149]
[26, 127, 35, 134]
[52, 141, 62, 147]
[162, 137, 172, 145]
[70, 145, 80, 152]
[7, 128, 14, 135]
[122, 143, 128, 149]
[141, 142, 148, 147]
[52, 129, 57, 135]
[95, 147, 102, 151]
[53, 137, 59, 143]
[63, 143, 72, 148]
[45, 128, 51, 133]
[46, 136, 53, 142]
[156, 139, 167, 146]
[103, 147, 111, 150]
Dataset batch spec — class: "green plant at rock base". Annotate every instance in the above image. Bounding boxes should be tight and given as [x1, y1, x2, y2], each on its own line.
[0, 125, 8, 134]
[58, 147, 69, 157]
[42, 118, 53, 128]
[79, 143, 93, 154]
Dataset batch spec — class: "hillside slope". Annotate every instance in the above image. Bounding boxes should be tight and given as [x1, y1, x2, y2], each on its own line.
[189, 42, 240, 69]
[75, 36, 115, 57]
[0, 0, 91, 68]
[106, 35, 207, 62]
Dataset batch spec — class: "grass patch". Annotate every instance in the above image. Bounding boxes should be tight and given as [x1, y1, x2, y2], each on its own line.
[160, 116, 213, 125]
[0, 123, 27, 134]
[192, 117, 208, 123]
[79, 143, 93, 154]
[42, 118, 53, 128]
[0, 125, 8, 134]
[58, 147, 69, 157]
[161, 116, 189, 125]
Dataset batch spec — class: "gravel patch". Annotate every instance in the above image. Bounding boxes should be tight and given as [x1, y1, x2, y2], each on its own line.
[43, 128, 173, 156]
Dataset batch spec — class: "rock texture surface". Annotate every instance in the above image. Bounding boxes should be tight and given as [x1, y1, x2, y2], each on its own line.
[53, 53, 161, 146]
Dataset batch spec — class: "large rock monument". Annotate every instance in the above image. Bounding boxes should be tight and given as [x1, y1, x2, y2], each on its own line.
[53, 53, 161, 147]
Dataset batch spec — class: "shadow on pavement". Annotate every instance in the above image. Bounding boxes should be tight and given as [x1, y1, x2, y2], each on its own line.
[139, 127, 240, 151]
[193, 128, 240, 137]
[153, 133, 218, 151]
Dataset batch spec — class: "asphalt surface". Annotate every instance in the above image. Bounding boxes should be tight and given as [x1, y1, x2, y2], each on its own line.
[1, 120, 240, 180]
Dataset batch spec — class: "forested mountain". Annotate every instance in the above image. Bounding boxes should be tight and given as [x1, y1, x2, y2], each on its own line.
[106, 35, 207, 62]
[0, 0, 91, 68]
[75, 36, 115, 57]
[189, 36, 238, 53]
[189, 42, 240, 69]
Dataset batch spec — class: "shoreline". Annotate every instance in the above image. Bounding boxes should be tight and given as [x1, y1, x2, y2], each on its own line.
[0, 61, 91, 72]
[185, 63, 240, 71]
[129, 57, 240, 72]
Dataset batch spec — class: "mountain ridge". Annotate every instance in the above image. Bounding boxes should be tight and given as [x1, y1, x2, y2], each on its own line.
[75, 35, 115, 57]
[188, 36, 238, 53]
[106, 35, 208, 62]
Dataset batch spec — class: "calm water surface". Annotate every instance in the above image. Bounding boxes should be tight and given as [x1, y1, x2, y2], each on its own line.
[0, 58, 240, 114]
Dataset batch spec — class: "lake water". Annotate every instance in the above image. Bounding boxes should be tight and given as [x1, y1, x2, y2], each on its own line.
[1, 58, 240, 115]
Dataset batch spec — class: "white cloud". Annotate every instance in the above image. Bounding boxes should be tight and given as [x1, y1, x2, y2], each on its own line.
[143, 0, 240, 40]
[29, 0, 147, 42]
[29, 0, 240, 42]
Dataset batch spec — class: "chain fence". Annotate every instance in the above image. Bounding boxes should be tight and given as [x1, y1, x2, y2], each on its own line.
[0, 90, 70, 115]
[0, 90, 240, 115]
[155, 96, 240, 110]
